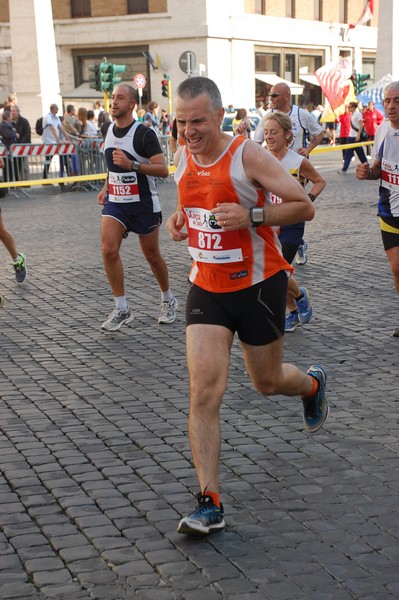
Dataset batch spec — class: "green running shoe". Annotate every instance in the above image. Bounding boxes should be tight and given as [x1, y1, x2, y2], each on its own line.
[12, 252, 27, 284]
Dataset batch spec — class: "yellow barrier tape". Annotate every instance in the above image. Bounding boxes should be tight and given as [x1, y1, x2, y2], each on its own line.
[0, 169, 177, 189]
[0, 172, 107, 189]
[311, 140, 373, 154]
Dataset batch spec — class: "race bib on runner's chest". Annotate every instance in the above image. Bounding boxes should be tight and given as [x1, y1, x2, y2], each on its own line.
[381, 157, 399, 193]
[108, 170, 140, 203]
[184, 206, 243, 263]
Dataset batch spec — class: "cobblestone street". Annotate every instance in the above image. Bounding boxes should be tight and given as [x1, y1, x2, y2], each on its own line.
[1, 150, 399, 600]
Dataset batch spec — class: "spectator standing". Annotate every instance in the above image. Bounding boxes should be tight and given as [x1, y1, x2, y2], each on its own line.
[338, 102, 368, 174]
[325, 119, 337, 146]
[63, 105, 80, 176]
[144, 101, 160, 132]
[76, 107, 89, 137]
[232, 108, 254, 138]
[63, 105, 80, 138]
[86, 110, 99, 137]
[11, 105, 31, 182]
[362, 100, 385, 142]
[311, 104, 324, 123]
[255, 99, 266, 118]
[160, 109, 170, 135]
[10, 105, 30, 143]
[100, 112, 112, 138]
[42, 103, 71, 179]
[94, 101, 104, 125]
[362, 100, 385, 157]
[356, 81, 399, 337]
[0, 110, 18, 188]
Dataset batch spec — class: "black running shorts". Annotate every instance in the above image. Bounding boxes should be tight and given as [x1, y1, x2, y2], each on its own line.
[186, 271, 288, 346]
[380, 217, 399, 251]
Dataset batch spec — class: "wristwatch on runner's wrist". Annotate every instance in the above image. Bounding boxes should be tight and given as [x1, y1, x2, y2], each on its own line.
[250, 207, 265, 227]
[131, 160, 140, 171]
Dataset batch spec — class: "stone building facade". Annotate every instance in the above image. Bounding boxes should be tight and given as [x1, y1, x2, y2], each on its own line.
[0, 0, 379, 126]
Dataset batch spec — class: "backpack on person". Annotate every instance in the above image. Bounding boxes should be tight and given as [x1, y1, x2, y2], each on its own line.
[35, 117, 48, 136]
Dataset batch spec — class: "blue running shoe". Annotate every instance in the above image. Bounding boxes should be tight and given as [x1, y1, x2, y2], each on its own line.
[302, 365, 329, 433]
[296, 287, 313, 324]
[177, 493, 225, 535]
[295, 240, 308, 265]
[285, 311, 300, 332]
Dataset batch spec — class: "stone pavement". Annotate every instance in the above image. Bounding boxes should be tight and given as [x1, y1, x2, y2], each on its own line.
[0, 150, 399, 600]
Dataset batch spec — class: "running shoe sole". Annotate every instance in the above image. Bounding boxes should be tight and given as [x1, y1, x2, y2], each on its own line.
[177, 516, 225, 535]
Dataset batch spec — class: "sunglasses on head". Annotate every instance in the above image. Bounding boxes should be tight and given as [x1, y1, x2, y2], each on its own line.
[269, 93, 284, 98]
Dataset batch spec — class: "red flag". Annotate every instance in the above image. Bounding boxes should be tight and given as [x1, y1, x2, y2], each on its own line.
[349, 0, 374, 29]
[314, 58, 352, 111]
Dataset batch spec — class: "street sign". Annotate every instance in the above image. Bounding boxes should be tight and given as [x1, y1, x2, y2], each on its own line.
[179, 51, 196, 76]
[133, 73, 146, 89]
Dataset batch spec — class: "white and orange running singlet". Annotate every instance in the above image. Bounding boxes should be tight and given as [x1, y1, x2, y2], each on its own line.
[175, 135, 292, 293]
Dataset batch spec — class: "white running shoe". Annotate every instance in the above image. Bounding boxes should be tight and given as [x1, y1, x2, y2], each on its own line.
[101, 307, 134, 331]
[158, 297, 178, 324]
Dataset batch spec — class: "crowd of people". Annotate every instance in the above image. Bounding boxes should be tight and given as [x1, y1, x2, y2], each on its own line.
[0, 95, 173, 189]
[1, 77, 398, 538]
[307, 98, 385, 174]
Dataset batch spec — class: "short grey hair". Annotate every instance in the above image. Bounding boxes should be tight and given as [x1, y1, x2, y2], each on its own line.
[384, 81, 399, 96]
[176, 77, 223, 113]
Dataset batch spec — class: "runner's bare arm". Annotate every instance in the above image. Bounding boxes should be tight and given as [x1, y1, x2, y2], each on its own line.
[212, 141, 314, 230]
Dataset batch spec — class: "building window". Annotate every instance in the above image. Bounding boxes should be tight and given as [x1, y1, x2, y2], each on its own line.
[127, 0, 149, 14]
[362, 59, 375, 84]
[254, 0, 266, 14]
[285, 54, 295, 81]
[71, 0, 91, 18]
[255, 52, 280, 74]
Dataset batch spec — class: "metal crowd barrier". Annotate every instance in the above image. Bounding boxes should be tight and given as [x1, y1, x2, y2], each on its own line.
[0, 135, 175, 196]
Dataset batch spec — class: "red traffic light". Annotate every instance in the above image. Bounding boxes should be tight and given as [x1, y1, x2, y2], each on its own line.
[161, 78, 168, 98]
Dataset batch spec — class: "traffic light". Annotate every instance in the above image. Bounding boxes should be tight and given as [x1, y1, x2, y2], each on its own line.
[100, 60, 112, 92]
[356, 73, 370, 94]
[111, 64, 126, 86]
[99, 61, 126, 92]
[161, 75, 169, 98]
[351, 71, 371, 94]
[88, 64, 101, 92]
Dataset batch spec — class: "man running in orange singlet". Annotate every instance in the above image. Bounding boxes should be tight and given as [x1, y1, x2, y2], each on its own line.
[166, 77, 330, 536]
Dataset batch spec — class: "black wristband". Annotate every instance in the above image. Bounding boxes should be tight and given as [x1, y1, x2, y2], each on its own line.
[308, 193, 316, 202]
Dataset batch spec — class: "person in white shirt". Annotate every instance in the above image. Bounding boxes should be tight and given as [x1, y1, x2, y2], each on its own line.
[42, 104, 71, 179]
[85, 110, 99, 137]
[338, 102, 368, 174]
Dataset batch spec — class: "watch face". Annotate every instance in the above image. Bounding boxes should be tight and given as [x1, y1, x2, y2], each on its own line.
[251, 208, 264, 223]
